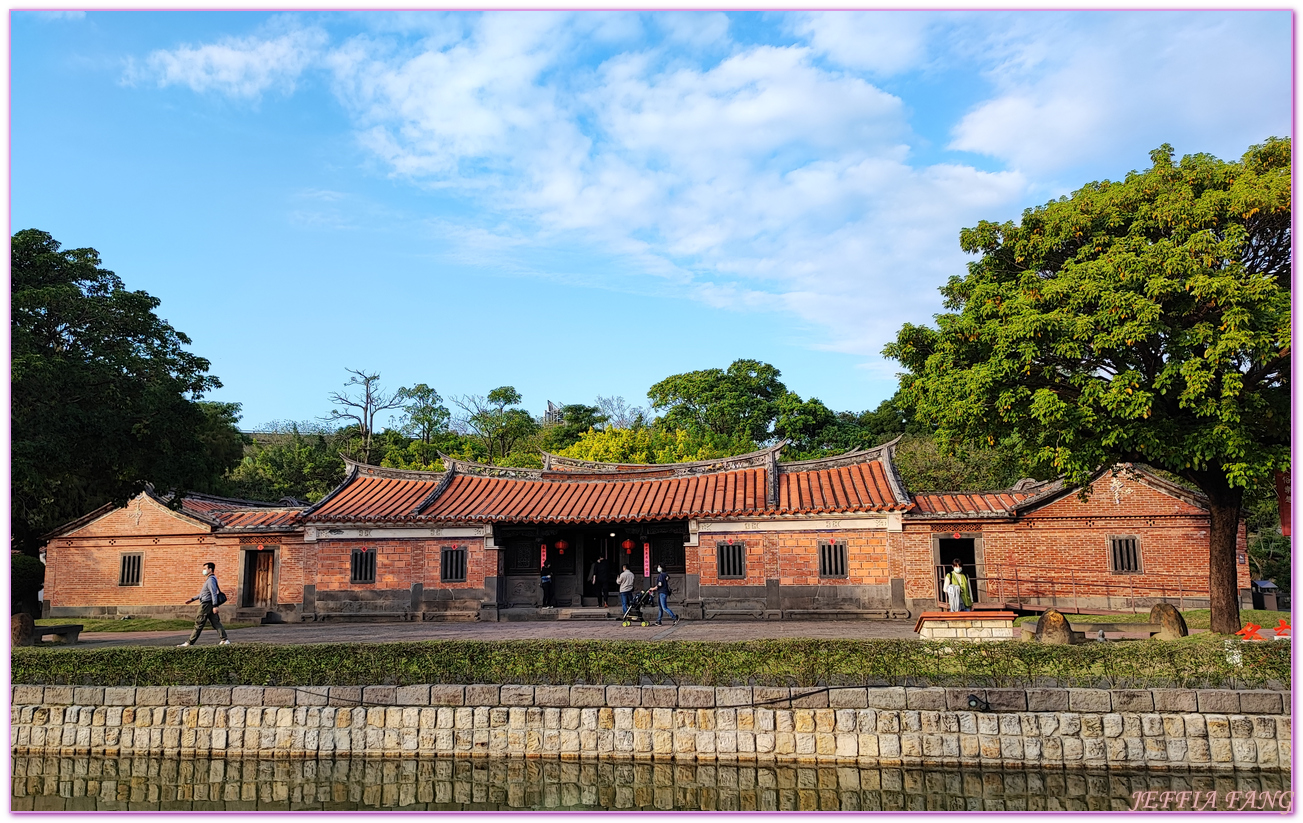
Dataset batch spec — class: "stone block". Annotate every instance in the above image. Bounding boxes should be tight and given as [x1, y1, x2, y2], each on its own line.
[294, 686, 328, 707]
[535, 686, 570, 707]
[1110, 690, 1154, 713]
[984, 689, 1027, 712]
[945, 689, 983, 712]
[1151, 689, 1197, 713]
[231, 687, 264, 706]
[499, 686, 535, 706]
[199, 687, 234, 706]
[263, 688, 295, 707]
[1067, 689, 1110, 713]
[642, 686, 678, 707]
[715, 687, 752, 707]
[12, 685, 43, 705]
[43, 686, 74, 705]
[1238, 691, 1284, 714]
[103, 687, 135, 706]
[328, 686, 362, 707]
[751, 687, 789, 708]
[166, 687, 198, 706]
[72, 687, 105, 705]
[605, 686, 640, 707]
[829, 688, 867, 709]
[465, 684, 500, 706]
[568, 686, 605, 708]
[905, 688, 945, 711]
[361, 686, 396, 706]
[865, 687, 906, 710]
[1025, 689, 1068, 712]
[790, 688, 828, 709]
[1196, 690, 1240, 714]
[396, 685, 432, 706]
[678, 686, 715, 708]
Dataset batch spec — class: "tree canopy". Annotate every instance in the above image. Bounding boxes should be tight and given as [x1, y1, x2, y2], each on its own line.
[11, 229, 244, 553]
[885, 139, 1291, 633]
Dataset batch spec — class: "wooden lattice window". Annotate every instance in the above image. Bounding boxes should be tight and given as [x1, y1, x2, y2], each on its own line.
[441, 546, 468, 583]
[651, 533, 686, 574]
[119, 553, 143, 587]
[716, 542, 746, 579]
[818, 540, 848, 578]
[1110, 536, 1142, 574]
[351, 548, 377, 584]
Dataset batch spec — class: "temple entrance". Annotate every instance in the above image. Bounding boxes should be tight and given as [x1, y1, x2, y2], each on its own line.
[934, 535, 982, 605]
[242, 550, 275, 609]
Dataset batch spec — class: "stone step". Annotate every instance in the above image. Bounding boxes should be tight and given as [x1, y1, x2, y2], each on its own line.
[557, 609, 613, 620]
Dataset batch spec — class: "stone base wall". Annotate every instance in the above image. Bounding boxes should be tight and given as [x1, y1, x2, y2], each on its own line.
[12, 685, 1288, 770]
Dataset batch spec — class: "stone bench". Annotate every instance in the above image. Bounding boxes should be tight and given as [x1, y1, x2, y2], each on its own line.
[914, 611, 1017, 641]
[35, 624, 82, 644]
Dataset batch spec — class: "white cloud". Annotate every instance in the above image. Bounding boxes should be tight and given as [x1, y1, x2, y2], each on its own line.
[29, 10, 85, 22]
[791, 11, 933, 75]
[949, 12, 1291, 176]
[134, 26, 327, 99]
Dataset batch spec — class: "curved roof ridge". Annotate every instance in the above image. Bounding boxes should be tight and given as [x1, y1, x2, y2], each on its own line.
[339, 455, 447, 481]
[439, 454, 548, 480]
[174, 490, 287, 509]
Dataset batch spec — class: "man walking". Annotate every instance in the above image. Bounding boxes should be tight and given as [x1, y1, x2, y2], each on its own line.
[650, 564, 678, 626]
[616, 564, 635, 615]
[589, 555, 611, 608]
[179, 562, 229, 646]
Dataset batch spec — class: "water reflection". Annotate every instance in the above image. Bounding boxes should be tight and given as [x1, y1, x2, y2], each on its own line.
[11, 754, 1291, 812]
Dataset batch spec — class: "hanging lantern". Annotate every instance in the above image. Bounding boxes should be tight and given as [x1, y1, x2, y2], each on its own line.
[621, 538, 634, 551]
[555, 539, 568, 555]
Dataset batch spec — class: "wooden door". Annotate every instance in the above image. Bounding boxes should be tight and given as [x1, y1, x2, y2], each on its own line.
[253, 552, 274, 607]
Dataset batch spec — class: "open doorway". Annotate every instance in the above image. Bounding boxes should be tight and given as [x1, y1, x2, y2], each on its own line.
[934, 535, 982, 605]
[242, 550, 274, 609]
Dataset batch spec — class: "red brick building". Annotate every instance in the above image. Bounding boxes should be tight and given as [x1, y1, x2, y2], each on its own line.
[43, 442, 1249, 621]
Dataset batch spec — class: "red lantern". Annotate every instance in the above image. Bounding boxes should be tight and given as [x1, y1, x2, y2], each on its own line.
[555, 539, 568, 555]
[621, 538, 634, 551]
[952, 533, 961, 540]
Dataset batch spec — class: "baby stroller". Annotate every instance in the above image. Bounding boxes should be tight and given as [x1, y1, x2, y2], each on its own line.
[620, 589, 654, 627]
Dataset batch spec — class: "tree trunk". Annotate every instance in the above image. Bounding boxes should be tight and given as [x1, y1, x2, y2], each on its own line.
[1197, 471, 1244, 634]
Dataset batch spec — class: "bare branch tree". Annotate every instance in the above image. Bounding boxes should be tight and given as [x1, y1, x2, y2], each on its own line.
[321, 368, 405, 464]
[596, 395, 646, 429]
[449, 386, 537, 464]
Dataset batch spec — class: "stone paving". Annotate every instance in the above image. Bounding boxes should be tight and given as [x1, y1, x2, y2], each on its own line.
[71, 618, 921, 649]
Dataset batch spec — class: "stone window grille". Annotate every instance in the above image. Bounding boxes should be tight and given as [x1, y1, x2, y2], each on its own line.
[1109, 536, 1142, 573]
[818, 540, 848, 578]
[716, 541, 746, 579]
[350, 547, 377, 584]
[118, 553, 143, 587]
[441, 545, 468, 583]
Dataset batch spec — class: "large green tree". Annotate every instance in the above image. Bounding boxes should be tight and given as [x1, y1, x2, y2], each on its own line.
[11, 229, 242, 552]
[648, 359, 787, 443]
[885, 140, 1291, 634]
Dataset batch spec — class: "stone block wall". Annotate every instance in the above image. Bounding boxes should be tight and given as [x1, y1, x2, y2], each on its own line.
[11, 685, 1288, 770]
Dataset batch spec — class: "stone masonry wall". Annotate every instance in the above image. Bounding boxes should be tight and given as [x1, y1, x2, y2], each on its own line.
[11, 685, 1288, 771]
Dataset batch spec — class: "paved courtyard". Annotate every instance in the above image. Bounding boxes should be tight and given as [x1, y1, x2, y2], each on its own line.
[70, 617, 921, 649]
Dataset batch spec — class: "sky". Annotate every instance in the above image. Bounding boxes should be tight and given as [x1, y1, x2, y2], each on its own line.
[9, 9, 1293, 431]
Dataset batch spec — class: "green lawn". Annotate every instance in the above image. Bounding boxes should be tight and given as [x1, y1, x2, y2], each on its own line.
[1012, 609, 1288, 630]
[36, 618, 261, 633]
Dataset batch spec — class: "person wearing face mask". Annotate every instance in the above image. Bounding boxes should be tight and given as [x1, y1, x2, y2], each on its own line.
[650, 564, 678, 626]
[943, 559, 972, 612]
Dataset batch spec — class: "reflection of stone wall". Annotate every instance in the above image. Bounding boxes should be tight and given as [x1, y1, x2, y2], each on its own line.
[10, 754, 1293, 812]
[9, 684, 1290, 771]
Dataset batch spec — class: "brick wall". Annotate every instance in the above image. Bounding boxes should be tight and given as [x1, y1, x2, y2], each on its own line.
[311, 538, 488, 592]
[694, 530, 890, 587]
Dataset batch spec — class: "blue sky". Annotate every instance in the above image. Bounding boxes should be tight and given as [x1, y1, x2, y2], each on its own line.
[10, 10, 1292, 430]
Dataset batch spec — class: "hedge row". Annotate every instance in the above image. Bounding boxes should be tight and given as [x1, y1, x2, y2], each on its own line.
[13, 638, 1290, 691]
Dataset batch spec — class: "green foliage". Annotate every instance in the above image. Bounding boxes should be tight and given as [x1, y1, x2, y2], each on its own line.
[395, 384, 451, 444]
[541, 404, 608, 453]
[648, 359, 788, 443]
[11, 229, 240, 553]
[558, 427, 757, 464]
[451, 387, 541, 464]
[894, 434, 1042, 492]
[11, 638, 1287, 690]
[885, 139, 1291, 633]
[220, 425, 348, 502]
[12, 554, 45, 604]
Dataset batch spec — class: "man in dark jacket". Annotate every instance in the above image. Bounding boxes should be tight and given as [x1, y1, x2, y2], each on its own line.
[650, 564, 678, 626]
[589, 556, 610, 607]
[179, 562, 229, 646]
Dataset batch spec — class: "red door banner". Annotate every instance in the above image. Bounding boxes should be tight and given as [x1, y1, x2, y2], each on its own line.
[643, 544, 651, 579]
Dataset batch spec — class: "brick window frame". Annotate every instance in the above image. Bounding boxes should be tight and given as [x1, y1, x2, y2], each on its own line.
[818, 540, 848, 579]
[441, 545, 468, 583]
[350, 547, 377, 584]
[119, 553, 143, 587]
[716, 541, 746, 579]
[1109, 535, 1142, 574]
